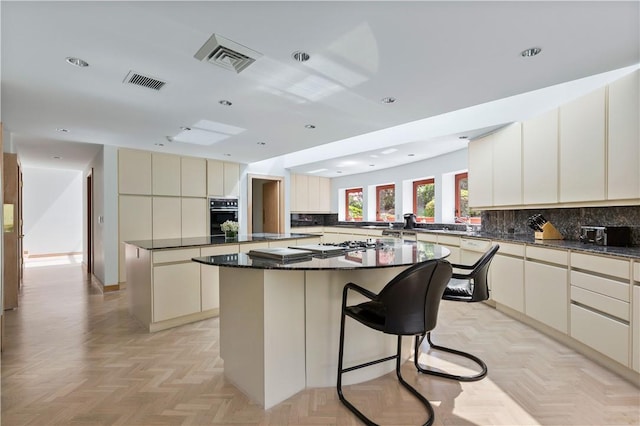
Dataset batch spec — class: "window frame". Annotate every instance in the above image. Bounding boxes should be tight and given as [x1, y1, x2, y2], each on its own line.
[375, 183, 395, 222]
[412, 178, 435, 223]
[345, 187, 363, 221]
[455, 172, 481, 224]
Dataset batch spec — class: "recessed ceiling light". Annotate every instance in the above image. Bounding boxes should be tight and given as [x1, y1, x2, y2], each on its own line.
[336, 171, 343, 174]
[458, 135, 468, 139]
[65, 56, 89, 67]
[219, 100, 232, 106]
[166, 136, 174, 142]
[304, 124, 316, 129]
[224, 153, 231, 156]
[180, 126, 191, 131]
[154, 143, 164, 147]
[56, 128, 69, 133]
[408, 153, 415, 157]
[369, 164, 375, 167]
[292, 51, 310, 62]
[381, 97, 396, 104]
[520, 47, 542, 57]
[52, 156, 62, 160]
[257, 142, 266, 145]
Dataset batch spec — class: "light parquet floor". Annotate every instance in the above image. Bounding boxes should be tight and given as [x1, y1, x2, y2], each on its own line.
[1, 261, 639, 425]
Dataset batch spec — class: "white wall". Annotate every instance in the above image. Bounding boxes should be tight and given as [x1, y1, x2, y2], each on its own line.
[22, 167, 83, 256]
[330, 149, 468, 223]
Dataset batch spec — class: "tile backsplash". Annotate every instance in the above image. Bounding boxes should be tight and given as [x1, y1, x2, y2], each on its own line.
[481, 205, 640, 245]
[291, 213, 338, 227]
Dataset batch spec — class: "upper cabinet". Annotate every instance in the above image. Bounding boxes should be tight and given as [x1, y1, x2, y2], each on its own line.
[207, 160, 240, 197]
[469, 70, 639, 209]
[608, 70, 640, 200]
[181, 157, 207, 197]
[290, 173, 331, 213]
[152, 153, 181, 196]
[118, 149, 152, 195]
[559, 87, 606, 203]
[523, 108, 559, 205]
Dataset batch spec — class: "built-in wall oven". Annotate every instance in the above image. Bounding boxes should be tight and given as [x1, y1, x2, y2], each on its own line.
[210, 197, 238, 236]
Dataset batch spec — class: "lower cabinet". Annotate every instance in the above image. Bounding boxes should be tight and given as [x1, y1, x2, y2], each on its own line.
[200, 245, 240, 312]
[633, 285, 640, 372]
[154, 262, 201, 322]
[490, 243, 525, 312]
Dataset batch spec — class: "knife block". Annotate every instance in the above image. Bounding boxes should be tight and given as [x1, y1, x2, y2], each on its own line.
[534, 222, 563, 240]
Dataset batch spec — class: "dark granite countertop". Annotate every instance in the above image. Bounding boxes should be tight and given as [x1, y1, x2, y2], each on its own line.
[125, 233, 322, 250]
[193, 240, 451, 270]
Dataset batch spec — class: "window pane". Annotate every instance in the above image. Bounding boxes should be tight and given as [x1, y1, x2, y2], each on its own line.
[346, 189, 363, 221]
[376, 185, 395, 221]
[414, 180, 435, 223]
[456, 173, 481, 224]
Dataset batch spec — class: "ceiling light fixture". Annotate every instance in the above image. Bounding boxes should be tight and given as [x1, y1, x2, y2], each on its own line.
[408, 153, 415, 157]
[369, 164, 375, 167]
[336, 171, 343, 174]
[292, 51, 310, 62]
[257, 142, 266, 145]
[180, 126, 191, 131]
[154, 143, 164, 147]
[381, 97, 396, 104]
[458, 135, 468, 139]
[166, 136, 174, 142]
[219, 100, 232, 106]
[304, 124, 316, 129]
[52, 156, 62, 160]
[65, 56, 89, 67]
[224, 153, 231, 156]
[56, 128, 69, 133]
[520, 47, 542, 57]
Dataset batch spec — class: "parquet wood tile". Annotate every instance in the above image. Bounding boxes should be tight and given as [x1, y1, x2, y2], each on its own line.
[1, 262, 639, 425]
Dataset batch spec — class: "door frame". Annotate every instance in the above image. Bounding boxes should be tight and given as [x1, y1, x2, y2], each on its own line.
[86, 168, 94, 274]
[247, 174, 285, 235]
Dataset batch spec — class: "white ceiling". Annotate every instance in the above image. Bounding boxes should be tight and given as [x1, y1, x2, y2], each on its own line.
[2, 1, 639, 176]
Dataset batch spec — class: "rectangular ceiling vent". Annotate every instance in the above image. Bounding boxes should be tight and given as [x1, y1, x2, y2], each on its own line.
[194, 33, 262, 73]
[123, 71, 166, 91]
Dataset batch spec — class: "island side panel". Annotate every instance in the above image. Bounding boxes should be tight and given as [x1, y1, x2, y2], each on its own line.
[304, 267, 413, 388]
[125, 244, 152, 328]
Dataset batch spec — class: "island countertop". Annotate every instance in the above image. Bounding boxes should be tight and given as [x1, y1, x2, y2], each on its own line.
[192, 239, 450, 270]
[125, 232, 321, 250]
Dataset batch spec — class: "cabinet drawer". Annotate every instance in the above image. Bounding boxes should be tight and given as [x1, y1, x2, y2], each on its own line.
[153, 248, 201, 264]
[570, 252, 629, 280]
[495, 242, 525, 257]
[437, 235, 460, 246]
[570, 270, 629, 302]
[571, 286, 629, 321]
[525, 246, 568, 265]
[570, 304, 629, 366]
[634, 262, 640, 282]
[201, 245, 239, 256]
[460, 238, 491, 252]
[417, 233, 438, 243]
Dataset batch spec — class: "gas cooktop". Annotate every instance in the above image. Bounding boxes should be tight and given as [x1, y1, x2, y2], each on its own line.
[323, 240, 386, 250]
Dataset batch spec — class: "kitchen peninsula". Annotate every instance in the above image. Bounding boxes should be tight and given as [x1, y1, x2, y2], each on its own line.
[193, 239, 450, 409]
[125, 233, 321, 332]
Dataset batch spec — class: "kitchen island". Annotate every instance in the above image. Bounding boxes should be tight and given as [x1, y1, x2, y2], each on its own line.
[192, 239, 450, 409]
[125, 233, 321, 332]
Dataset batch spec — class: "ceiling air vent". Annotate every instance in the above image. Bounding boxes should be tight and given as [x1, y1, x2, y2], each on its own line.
[194, 33, 262, 73]
[123, 71, 166, 91]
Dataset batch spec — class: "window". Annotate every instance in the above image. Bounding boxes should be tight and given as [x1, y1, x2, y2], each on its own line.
[413, 179, 435, 223]
[455, 172, 481, 224]
[345, 188, 363, 221]
[375, 184, 395, 221]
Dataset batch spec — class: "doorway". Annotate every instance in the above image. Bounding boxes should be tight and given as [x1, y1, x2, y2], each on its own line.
[86, 169, 94, 274]
[247, 174, 284, 234]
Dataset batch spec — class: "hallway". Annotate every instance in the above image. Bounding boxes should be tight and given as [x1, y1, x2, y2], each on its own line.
[1, 261, 639, 425]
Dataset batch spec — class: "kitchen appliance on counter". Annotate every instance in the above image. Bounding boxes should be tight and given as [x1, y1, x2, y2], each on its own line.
[580, 226, 631, 247]
[210, 197, 238, 236]
[526, 214, 563, 240]
[403, 213, 417, 229]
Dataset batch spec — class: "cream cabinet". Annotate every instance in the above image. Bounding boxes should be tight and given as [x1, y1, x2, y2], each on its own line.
[152, 153, 181, 196]
[118, 149, 152, 195]
[468, 133, 493, 208]
[459, 237, 490, 265]
[290, 173, 331, 213]
[200, 245, 240, 312]
[524, 247, 568, 333]
[607, 69, 640, 200]
[152, 197, 181, 240]
[118, 195, 152, 283]
[181, 198, 207, 238]
[181, 157, 207, 197]
[490, 242, 525, 312]
[523, 108, 559, 204]
[559, 87, 606, 202]
[207, 160, 240, 197]
[632, 284, 640, 372]
[152, 248, 201, 323]
[436, 234, 460, 264]
[492, 123, 522, 206]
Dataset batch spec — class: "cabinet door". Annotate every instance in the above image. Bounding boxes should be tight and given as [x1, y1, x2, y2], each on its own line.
[181, 198, 207, 238]
[207, 159, 224, 196]
[319, 177, 331, 212]
[633, 285, 640, 372]
[523, 109, 559, 204]
[559, 87, 606, 202]
[200, 245, 240, 312]
[525, 260, 568, 333]
[118, 195, 152, 283]
[152, 153, 181, 196]
[468, 134, 493, 208]
[307, 176, 320, 212]
[152, 197, 181, 239]
[608, 70, 640, 200]
[292, 174, 309, 212]
[290, 174, 299, 212]
[492, 123, 522, 206]
[181, 157, 207, 197]
[223, 162, 240, 197]
[118, 149, 152, 195]
[153, 263, 201, 322]
[491, 254, 524, 312]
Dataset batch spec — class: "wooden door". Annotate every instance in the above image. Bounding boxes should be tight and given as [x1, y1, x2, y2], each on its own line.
[263, 181, 280, 233]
